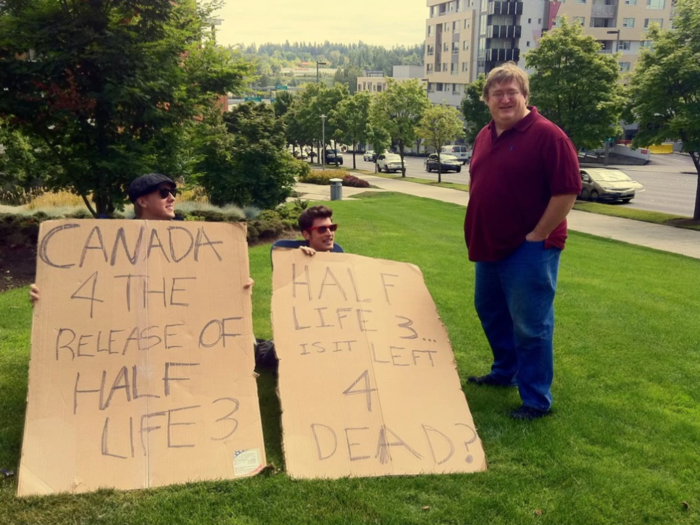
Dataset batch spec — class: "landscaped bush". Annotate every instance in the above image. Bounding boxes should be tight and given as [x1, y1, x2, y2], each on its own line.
[0, 202, 303, 248]
[342, 175, 370, 188]
[299, 169, 351, 185]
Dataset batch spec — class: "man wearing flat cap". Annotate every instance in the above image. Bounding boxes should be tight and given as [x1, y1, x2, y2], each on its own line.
[31, 173, 253, 302]
[128, 172, 178, 221]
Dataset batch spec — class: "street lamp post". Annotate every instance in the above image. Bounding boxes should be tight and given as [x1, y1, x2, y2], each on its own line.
[316, 61, 327, 84]
[607, 29, 621, 54]
[320, 114, 326, 169]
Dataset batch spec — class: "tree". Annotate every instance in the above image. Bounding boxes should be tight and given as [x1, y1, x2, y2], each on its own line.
[628, 0, 700, 220]
[370, 79, 430, 176]
[0, 119, 53, 198]
[330, 91, 371, 169]
[0, 0, 252, 216]
[460, 75, 492, 145]
[525, 18, 623, 151]
[284, 83, 349, 163]
[333, 65, 364, 94]
[194, 103, 298, 209]
[416, 105, 465, 183]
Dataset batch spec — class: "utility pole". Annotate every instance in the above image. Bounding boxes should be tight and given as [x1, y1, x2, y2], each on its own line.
[316, 61, 327, 84]
[321, 114, 326, 169]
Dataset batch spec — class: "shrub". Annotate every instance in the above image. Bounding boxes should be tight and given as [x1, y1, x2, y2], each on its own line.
[299, 169, 351, 185]
[342, 175, 370, 188]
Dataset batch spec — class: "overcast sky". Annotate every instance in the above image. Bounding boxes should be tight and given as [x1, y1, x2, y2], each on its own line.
[216, 0, 427, 49]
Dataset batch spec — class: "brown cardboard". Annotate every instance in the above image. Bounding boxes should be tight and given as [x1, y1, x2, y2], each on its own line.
[18, 220, 266, 496]
[271, 249, 486, 478]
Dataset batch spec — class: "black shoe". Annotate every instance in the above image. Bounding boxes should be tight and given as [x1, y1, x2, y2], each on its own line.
[510, 406, 550, 421]
[467, 374, 515, 387]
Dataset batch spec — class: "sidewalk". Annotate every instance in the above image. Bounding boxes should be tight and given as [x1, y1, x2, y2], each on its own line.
[296, 175, 700, 261]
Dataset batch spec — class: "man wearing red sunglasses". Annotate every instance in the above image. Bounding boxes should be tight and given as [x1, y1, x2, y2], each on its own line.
[298, 205, 338, 255]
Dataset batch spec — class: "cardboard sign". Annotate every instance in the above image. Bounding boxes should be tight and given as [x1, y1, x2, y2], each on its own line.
[271, 249, 486, 478]
[19, 220, 266, 496]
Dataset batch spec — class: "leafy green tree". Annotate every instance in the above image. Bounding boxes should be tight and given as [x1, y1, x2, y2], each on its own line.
[525, 18, 623, 150]
[0, 119, 53, 198]
[370, 79, 430, 176]
[628, 0, 700, 220]
[273, 90, 295, 119]
[460, 75, 492, 144]
[416, 105, 465, 183]
[0, 0, 252, 216]
[330, 92, 371, 169]
[194, 103, 298, 209]
[333, 65, 364, 94]
[284, 83, 349, 163]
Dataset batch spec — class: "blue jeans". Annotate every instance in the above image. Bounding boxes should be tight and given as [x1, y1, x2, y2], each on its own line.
[474, 240, 561, 411]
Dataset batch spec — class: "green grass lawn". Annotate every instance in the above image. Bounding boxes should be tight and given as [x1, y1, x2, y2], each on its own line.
[366, 171, 471, 192]
[2, 192, 700, 524]
[574, 201, 700, 231]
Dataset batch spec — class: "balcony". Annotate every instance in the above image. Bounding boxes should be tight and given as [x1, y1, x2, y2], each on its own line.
[485, 48, 521, 62]
[488, 1, 523, 16]
[592, 5, 617, 18]
[487, 25, 522, 39]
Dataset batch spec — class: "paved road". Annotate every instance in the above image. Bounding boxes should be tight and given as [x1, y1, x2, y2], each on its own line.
[343, 152, 697, 217]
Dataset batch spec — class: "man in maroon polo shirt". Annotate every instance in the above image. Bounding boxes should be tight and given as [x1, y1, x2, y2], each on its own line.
[464, 63, 581, 420]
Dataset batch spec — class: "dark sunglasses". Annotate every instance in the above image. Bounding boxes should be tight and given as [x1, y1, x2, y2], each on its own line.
[157, 187, 178, 199]
[306, 223, 338, 234]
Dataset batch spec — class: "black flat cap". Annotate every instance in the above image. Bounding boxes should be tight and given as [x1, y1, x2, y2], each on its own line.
[128, 173, 176, 202]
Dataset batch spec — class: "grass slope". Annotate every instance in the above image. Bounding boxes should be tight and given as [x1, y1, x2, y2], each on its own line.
[1, 192, 699, 524]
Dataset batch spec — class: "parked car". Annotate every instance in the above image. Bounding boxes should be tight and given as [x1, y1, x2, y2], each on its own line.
[363, 150, 376, 162]
[441, 144, 472, 164]
[324, 149, 343, 165]
[579, 168, 644, 203]
[376, 153, 403, 173]
[425, 153, 462, 173]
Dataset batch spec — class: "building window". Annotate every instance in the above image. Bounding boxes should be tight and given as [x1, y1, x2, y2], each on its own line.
[451, 63, 457, 75]
[647, 0, 665, 8]
[452, 42, 459, 53]
[427, 25, 434, 36]
[463, 41, 469, 50]
[464, 19, 470, 29]
[526, 41, 530, 47]
[427, 44, 435, 56]
[553, 16, 562, 27]
[575, 0, 586, 3]
[619, 40, 631, 51]
[619, 62, 631, 72]
[573, 16, 585, 25]
[453, 21, 459, 32]
[427, 63, 433, 73]
[622, 18, 635, 27]
[436, 83, 444, 92]
[644, 18, 663, 28]
[625, 0, 637, 4]
[444, 22, 450, 31]
[444, 42, 449, 52]
[443, 63, 448, 72]
[462, 62, 469, 72]
[428, 83, 435, 93]
[641, 40, 653, 48]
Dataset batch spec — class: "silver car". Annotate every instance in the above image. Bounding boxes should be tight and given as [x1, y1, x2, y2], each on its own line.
[376, 153, 403, 173]
[579, 168, 644, 203]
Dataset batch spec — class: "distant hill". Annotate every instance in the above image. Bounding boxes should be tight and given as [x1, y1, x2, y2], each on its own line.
[232, 40, 424, 92]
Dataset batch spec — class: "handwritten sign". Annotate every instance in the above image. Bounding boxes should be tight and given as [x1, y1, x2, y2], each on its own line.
[271, 249, 486, 478]
[18, 220, 266, 496]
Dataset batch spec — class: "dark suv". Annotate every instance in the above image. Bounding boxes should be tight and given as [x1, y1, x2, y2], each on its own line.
[324, 149, 343, 165]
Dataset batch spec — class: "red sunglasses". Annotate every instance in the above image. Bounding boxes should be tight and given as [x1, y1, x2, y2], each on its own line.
[306, 223, 338, 234]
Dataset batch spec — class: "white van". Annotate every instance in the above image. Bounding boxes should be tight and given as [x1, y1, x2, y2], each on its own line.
[441, 144, 472, 164]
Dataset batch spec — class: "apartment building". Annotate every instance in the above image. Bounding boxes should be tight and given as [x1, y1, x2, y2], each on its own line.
[424, 0, 674, 106]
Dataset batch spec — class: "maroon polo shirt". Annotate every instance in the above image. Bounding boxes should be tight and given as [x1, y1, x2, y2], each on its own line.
[464, 107, 581, 262]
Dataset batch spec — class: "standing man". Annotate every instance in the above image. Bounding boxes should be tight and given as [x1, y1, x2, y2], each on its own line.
[464, 63, 581, 420]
